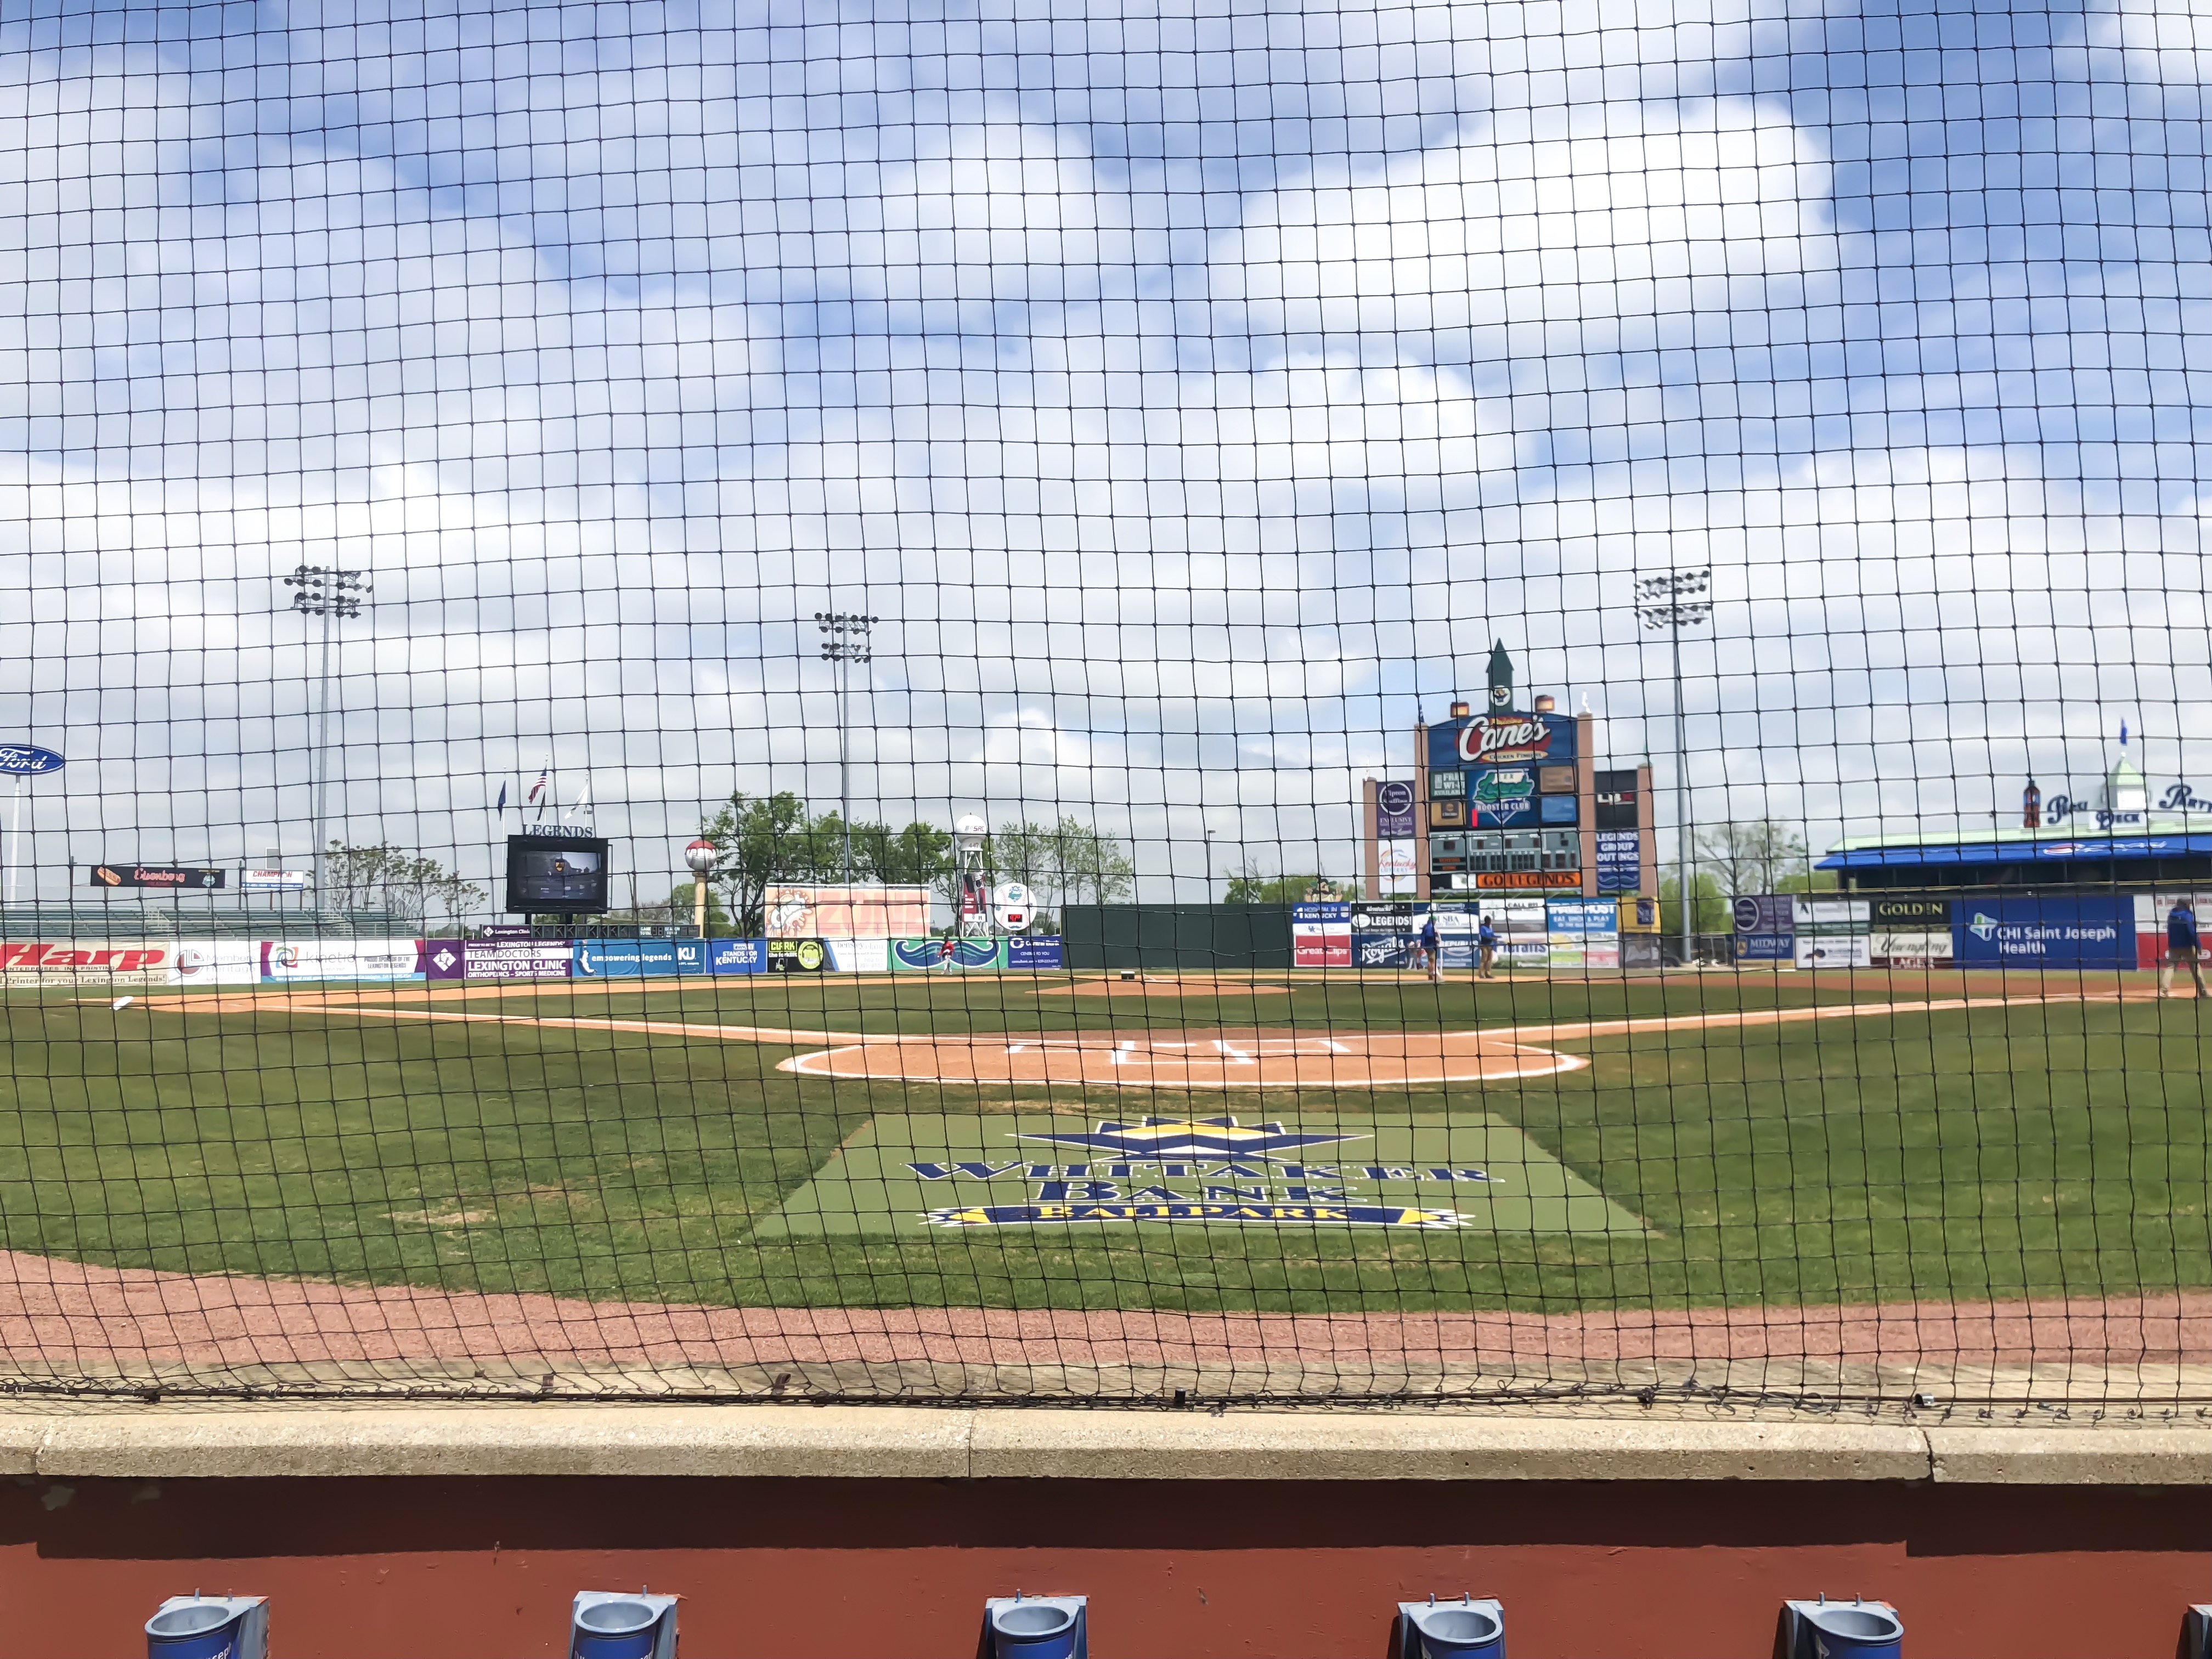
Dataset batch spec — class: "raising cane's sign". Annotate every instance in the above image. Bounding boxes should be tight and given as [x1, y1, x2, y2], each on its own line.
[1432, 713, 1575, 768]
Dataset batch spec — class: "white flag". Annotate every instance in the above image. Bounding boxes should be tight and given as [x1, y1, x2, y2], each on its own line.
[566, 783, 592, 823]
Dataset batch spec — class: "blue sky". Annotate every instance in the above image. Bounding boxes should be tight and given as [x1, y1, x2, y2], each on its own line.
[2, 0, 2209, 907]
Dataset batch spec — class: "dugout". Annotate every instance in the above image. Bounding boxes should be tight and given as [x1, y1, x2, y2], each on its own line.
[1062, 904, 1294, 970]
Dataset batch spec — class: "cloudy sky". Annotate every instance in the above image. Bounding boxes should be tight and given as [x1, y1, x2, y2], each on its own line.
[2, 0, 2210, 911]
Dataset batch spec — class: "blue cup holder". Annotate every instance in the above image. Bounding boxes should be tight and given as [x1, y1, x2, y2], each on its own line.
[1409, 1602, 1505, 1659]
[990, 1600, 1081, 1659]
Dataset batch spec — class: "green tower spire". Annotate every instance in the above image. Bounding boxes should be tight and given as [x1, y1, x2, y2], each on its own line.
[1486, 640, 1515, 711]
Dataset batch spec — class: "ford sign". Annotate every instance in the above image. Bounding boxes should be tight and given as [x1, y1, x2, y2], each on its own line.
[0, 744, 64, 776]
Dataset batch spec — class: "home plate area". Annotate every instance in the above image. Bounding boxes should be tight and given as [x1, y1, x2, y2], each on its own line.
[779, 1029, 1584, 1088]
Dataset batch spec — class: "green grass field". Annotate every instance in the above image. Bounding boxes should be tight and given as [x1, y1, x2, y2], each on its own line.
[0, 972, 2205, 1316]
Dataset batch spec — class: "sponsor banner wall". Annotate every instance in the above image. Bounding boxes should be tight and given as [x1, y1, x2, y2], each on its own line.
[1498, 938, 1552, 964]
[1732, 895, 1794, 935]
[263, 940, 426, 981]
[1547, 941, 1588, 968]
[1735, 934, 1793, 962]
[1954, 895, 2134, 969]
[710, 938, 769, 974]
[1006, 934, 1064, 970]
[1, 941, 179, 986]
[1794, 897, 1871, 934]
[890, 938, 1006, 971]
[825, 937, 890, 973]
[1429, 710, 1577, 769]
[764, 884, 933, 940]
[1291, 902, 1351, 924]
[1795, 935, 1874, 969]
[1375, 779, 1418, 838]
[1490, 897, 1551, 935]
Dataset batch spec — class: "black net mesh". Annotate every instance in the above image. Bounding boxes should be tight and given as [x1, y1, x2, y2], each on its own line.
[0, 0, 2207, 1406]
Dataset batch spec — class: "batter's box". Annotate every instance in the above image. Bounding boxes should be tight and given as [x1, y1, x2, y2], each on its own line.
[749, 1112, 1646, 1238]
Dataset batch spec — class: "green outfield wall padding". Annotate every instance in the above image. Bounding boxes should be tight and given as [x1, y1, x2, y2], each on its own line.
[1061, 905, 1294, 970]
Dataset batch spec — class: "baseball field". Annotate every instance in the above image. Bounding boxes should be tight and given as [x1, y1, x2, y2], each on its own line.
[0, 967, 2203, 1340]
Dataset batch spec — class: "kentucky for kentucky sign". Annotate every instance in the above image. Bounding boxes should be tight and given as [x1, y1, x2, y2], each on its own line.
[751, 1114, 1645, 1238]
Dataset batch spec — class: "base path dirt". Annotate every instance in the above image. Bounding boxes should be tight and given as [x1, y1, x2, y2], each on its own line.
[782, 1028, 1584, 1087]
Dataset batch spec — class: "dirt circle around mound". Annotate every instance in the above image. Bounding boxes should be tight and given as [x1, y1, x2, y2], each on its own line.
[1035, 977, 1295, 998]
[780, 1028, 1582, 1088]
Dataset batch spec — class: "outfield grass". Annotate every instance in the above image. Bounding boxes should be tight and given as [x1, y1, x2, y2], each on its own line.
[0, 973, 2204, 1314]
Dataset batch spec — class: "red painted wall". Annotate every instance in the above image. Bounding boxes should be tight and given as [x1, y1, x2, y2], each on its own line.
[10, 1473, 2210, 1659]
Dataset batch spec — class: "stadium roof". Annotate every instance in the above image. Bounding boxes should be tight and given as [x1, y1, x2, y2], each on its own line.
[1819, 820, 2212, 871]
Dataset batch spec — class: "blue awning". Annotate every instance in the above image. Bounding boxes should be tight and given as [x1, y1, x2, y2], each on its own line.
[1819, 833, 2212, 870]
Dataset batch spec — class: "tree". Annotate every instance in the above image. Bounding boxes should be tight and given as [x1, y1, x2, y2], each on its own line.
[321, 842, 484, 924]
[1659, 870, 1732, 937]
[1694, 819, 1812, 898]
[698, 791, 822, 934]
[1226, 872, 1326, 905]
[1052, 817, 1135, 906]
[852, 820, 956, 887]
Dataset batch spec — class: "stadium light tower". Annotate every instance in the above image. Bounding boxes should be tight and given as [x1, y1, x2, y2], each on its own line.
[284, 565, 371, 910]
[815, 612, 877, 882]
[1637, 568, 1712, 967]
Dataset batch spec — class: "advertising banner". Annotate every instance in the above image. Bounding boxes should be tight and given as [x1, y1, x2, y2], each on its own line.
[572, 939, 698, 977]
[1546, 899, 1619, 935]
[424, 940, 465, 979]
[1376, 780, 1418, 837]
[455, 939, 574, 980]
[1540, 795, 1578, 825]
[891, 938, 1005, 971]
[168, 941, 263, 985]
[1873, 931, 1954, 966]
[1871, 898, 1951, 930]
[1377, 839, 1419, 889]
[1291, 903, 1352, 924]
[1492, 898, 1552, 935]
[1794, 898, 1871, 934]
[710, 938, 769, 974]
[1351, 901, 1420, 932]
[1353, 933, 1416, 968]
[1430, 711, 1577, 769]
[86, 864, 226, 890]
[764, 884, 933, 940]
[767, 938, 831, 973]
[1795, 935, 1874, 969]
[263, 940, 426, 982]
[1954, 896, 2134, 969]
[1427, 769, 1466, 799]
[1733, 895, 1794, 935]
[1006, 934, 1065, 970]
[1583, 941, 1622, 968]
[240, 870, 309, 891]
[1547, 941, 1588, 968]
[2, 941, 179, 985]
[825, 937, 889, 973]
[1498, 938, 1553, 965]
[1618, 894, 1661, 933]
[1595, 828, 1642, 893]
[1736, 934, 1792, 962]
[1294, 929, 1352, 968]
[1468, 766, 1538, 827]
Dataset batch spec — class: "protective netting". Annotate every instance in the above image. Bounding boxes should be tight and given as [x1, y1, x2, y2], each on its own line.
[1, 0, 2209, 1408]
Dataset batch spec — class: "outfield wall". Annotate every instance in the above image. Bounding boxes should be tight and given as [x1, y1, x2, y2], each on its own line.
[0, 1406, 2208, 1658]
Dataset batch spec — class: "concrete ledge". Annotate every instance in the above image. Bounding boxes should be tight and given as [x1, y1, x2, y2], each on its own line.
[8, 1404, 2212, 1484]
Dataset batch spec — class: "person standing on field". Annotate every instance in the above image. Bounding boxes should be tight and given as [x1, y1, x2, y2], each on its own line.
[1418, 911, 1443, 984]
[2163, 898, 2208, 998]
[1477, 914, 1498, 980]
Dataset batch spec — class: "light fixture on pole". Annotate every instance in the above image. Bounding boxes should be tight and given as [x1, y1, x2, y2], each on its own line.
[284, 565, 371, 910]
[1636, 568, 1713, 968]
[684, 838, 719, 938]
[815, 612, 877, 882]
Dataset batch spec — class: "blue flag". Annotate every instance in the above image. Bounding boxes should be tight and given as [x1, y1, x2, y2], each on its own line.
[495, 781, 508, 812]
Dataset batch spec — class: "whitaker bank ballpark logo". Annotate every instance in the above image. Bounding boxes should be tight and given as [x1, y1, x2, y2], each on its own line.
[923, 1117, 1479, 1231]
